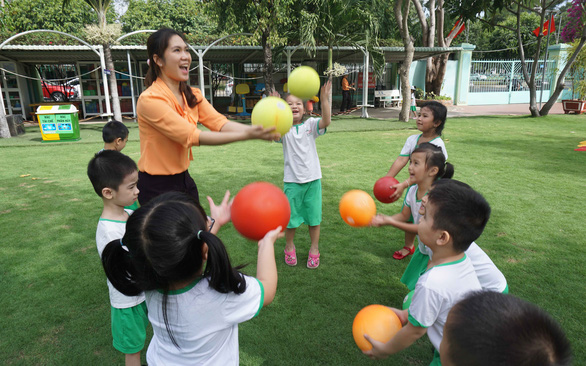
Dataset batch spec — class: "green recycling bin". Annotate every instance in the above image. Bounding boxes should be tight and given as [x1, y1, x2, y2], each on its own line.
[37, 104, 81, 142]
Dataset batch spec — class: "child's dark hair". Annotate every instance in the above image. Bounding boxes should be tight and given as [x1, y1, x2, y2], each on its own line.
[412, 142, 453, 180]
[87, 150, 137, 197]
[443, 291, 572, 366]
[427, 179, 490, 252]
[102, 120, 129, 143]
[145, 28, 199, 108]
[419, 101, 447, 135]
[101, 191, 246, 347]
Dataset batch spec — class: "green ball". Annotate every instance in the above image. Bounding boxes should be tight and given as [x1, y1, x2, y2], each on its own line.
[251, 96, 293, 135]
[288, 66, 320, 100]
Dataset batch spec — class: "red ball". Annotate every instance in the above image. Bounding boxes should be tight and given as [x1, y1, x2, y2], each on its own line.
[373, 176, 400, 203]
[231, 182, 290, 241]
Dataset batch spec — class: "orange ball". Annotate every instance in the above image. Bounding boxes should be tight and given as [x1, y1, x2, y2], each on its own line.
[339, 190, 376, 227]
[352, 305, 403, 351]
[231, 182, 290, 241]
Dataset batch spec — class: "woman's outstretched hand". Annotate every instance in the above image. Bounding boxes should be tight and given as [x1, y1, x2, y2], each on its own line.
[247, 125, 281, 141]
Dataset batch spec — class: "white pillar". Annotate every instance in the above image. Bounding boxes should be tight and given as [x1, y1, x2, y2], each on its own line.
[98, 47, 112, 118]
[361, 50, 370, 118]
[127, 51, 136, 118]
[196, 50, 205, 99]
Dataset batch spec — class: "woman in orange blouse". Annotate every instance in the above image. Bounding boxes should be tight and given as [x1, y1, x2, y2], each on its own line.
[340, 74, 355, 112]
[137, 28, 279, 205]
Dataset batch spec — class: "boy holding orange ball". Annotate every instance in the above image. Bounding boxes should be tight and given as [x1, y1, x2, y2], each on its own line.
[363, 180, 488, 365]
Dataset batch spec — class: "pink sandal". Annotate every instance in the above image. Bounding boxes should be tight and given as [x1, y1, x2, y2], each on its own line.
[284, 247, 297, 266]
[307, 252, 320, 269]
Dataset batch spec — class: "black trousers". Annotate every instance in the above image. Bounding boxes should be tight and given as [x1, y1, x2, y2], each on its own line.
[138, 170, 199, 206]
[341, 90, 351, 111]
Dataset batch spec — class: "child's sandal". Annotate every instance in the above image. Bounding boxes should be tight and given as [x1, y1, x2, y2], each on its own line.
[393, 246, 415, 260]
[284, 247, 297, 266]
[307, 252, 320, 269]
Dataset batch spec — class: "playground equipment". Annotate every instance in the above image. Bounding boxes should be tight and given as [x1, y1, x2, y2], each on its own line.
[235, 83, 250, 116]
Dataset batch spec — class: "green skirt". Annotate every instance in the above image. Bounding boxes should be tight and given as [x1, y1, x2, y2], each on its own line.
[400, 247, 430, 291]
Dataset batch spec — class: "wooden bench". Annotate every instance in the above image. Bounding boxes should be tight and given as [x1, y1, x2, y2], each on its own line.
[374, 90, 402, 108]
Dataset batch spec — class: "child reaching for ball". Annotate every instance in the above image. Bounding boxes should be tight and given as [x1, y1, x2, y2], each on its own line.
[279, 80, 332, 269]
[363, 180, 489, 365]
[383, 101, 448, 260]
[371, 142, 453, 273]
[101, 191, 282, 365]
[400, 179, 508, 296]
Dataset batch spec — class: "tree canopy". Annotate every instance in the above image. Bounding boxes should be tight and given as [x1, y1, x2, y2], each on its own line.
[0, 0, 113, 44]
[120, 0, 217, 44]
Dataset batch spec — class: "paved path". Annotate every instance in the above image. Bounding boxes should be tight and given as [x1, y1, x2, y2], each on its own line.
[350, 102, 565, 120]
[66, 102, 566, 125]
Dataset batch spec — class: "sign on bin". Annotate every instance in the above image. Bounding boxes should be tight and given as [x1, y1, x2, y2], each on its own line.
[36, 105, 81, 142]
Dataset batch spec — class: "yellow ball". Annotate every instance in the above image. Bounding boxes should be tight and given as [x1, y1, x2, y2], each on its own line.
[288, 66, 320, 100]
[251, 96, 293, 135]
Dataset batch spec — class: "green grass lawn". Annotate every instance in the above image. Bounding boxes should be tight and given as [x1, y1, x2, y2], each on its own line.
[1, 113, 585, 365]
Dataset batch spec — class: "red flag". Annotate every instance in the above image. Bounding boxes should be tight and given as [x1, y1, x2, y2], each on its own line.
[548, 14, 556, 34]
[448, 18, 466, 40]
[533, 15, 556, 37]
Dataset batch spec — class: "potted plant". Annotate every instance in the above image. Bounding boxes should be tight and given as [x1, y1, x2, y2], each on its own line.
[562, 79, 586, 114]
[561, 5, 586, 114]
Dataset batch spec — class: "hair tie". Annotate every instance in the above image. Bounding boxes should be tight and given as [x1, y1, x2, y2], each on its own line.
[147, 59, 150, 66]
[197, 230, 203, 240]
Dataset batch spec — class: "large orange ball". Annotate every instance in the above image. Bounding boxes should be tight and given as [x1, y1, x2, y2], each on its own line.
[352, 305, 403, 351]
[373, 176, 400, 204]
[231, 182, 290, 241]
[339, 190, 376, 227]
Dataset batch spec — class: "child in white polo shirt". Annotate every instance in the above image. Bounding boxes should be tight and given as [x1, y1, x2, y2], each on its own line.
[363, 179, 490, 366]
[279, 80, 331, 269]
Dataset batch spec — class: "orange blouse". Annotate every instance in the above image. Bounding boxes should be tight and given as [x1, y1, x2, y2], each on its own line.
[137, 79, 228, 175]
[342, 78, 350, 91]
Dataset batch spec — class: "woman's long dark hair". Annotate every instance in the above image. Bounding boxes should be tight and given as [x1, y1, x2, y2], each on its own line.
[101, 191, 246, 347]
[145, 28, 199, 108]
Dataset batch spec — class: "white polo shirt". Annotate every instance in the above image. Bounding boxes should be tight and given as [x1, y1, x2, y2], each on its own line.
[408, 254, 481, 351]
[146, 275, 264, 366]
[281, 117, 326, 183]
[95, 211, 146, 309]
[399, 134, 448, 160]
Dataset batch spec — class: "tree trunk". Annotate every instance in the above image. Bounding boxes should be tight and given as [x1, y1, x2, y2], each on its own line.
[0, 85, 10, 138]
[541, 29, 586, 115]
[104, 44, 122, 121]
[515, 4, 542, 117]
[427, 53, 449, 95]
[395, 0, 414, 122]
[261, 29, 275, 95]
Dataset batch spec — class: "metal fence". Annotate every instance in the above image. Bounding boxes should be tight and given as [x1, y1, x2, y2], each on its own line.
[468, 59, 557, 104]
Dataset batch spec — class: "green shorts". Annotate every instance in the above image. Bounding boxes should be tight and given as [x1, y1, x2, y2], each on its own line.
[284, 180, 322, 228]
[410, 105, 417, 112]
[430, 349, 441, 366]
[111, 302, 148, 354]
[400, 247, 430, 291]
